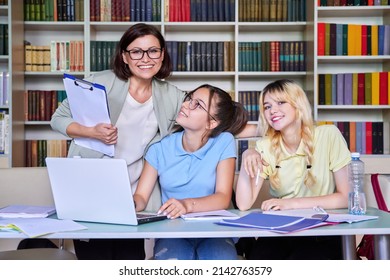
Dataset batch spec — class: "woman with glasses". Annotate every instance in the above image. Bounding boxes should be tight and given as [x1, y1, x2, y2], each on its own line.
[51, 23, 185, 260]
[134, 84, 248, 260]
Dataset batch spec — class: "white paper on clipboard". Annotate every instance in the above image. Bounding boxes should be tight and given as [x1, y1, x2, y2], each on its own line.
[63, 73, 115, 157]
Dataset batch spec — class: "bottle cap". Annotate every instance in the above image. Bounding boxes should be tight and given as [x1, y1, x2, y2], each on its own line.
[351, 152, 360, 158]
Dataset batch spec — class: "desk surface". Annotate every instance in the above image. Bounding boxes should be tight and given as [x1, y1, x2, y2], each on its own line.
[1, 208, 390, 239]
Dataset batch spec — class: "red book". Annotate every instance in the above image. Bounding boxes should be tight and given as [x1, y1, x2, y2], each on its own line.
[123, 0, 130, 21]
[357, 73, 365, 105]
[361, 25, 367, 56]
[185, 0, 191, 22]
[317, 23, 326, 56]
[365, 122, 372, 155]
[349, 122, 356, 152]
[379, 72, 389, 105]
[111, 0, 117, 21]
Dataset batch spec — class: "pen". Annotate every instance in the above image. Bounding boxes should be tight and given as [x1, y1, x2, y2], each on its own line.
[255, 168, 260, 187]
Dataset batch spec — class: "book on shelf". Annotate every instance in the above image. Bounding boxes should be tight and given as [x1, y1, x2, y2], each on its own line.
[334, 121, 389, 154]
[0, 110, 9, 155]
[317, 22, 389, 57]
[318, 71, 390, 105]
[25, 139, 70, 167]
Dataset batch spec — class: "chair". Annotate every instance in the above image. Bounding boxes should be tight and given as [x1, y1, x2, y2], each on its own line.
[0, 248, 77, 260]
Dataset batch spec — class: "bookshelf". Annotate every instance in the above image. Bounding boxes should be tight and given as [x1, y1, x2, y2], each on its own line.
[4, 0, 388, 167]
[316, 5, 390, 157]
[0, 0, 24, 168]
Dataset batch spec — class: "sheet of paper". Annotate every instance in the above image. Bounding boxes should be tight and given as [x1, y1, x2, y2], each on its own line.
[0, 218, 87, 237]
[63, 74, 114, 156]
[181, 210, 239, 221]
[0, 205, 56, 218]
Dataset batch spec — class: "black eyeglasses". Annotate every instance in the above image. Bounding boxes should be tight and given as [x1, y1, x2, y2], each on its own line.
[184, 94, 217, 121]
[123, 48, 162, 60]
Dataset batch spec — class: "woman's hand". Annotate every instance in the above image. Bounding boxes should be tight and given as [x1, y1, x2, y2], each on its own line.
[158, 198, 186, 219]
[93, 123, 118, 144]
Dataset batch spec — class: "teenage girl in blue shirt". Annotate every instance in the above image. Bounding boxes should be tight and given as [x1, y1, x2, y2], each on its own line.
[134, 84, 248, 260]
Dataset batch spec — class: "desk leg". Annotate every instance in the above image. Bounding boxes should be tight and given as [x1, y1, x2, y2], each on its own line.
[374, 235, 390, 260]
[342, 235, 357, 260]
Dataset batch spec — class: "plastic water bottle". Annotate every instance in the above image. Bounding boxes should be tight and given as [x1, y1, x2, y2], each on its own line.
[348, 152, 367, 215]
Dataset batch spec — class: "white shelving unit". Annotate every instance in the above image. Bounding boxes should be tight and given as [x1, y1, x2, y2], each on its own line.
[0, 0, 24, 168]
[7, 1, 387, 167]
[315, 5, 390, 123]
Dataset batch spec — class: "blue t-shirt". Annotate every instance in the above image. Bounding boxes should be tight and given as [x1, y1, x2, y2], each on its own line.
[145, 131, 236, 203]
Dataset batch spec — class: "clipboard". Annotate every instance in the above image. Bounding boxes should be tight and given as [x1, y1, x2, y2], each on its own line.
[63, 73, 115, 157]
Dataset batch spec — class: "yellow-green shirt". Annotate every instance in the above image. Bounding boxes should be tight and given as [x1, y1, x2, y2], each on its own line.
[256, 125, 351, 198]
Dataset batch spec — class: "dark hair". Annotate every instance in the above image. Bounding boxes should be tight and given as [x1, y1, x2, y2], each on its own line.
[112, 23, 172, 81]
[186, 84, 248, 137]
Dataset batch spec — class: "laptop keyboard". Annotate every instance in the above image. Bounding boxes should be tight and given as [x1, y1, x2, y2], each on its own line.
[137, 213, 159, 219]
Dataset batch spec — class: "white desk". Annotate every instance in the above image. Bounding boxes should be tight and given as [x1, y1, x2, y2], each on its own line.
[1, 208, 389, 260]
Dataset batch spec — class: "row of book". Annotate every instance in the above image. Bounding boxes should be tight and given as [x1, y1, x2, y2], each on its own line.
[24, 90, 67, 122]
[331, 121, 389, 155]
[239, 41, 306, 72]
[0, 0, 8, 5]
[91, 0, 162, 22]
[165, 41, 234, 72]
[0, 110, 9, 155]
[239, 0, 306, 22]
[239, 91, 261, 121]
[25, 41, 85, 72]
[90, 41, 117, 72]
[317, 23, 390, 56]
[0, 24, 8, 56]
[319, 0, 390, 5]
[25, 139, 71, 167]
[165, 0, 235, 22]
[318, 72, 390, 105]
[24, 0, 85, 21]
[0, 72, 9, 107]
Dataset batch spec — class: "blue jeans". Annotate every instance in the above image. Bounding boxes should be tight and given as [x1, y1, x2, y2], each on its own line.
[154, 238, 237, 260]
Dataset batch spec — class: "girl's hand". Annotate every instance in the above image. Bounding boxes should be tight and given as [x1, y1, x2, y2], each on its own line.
[158, 198, 186, 219]
[261, 198, 291, 211]
[242, 148, 265, 178]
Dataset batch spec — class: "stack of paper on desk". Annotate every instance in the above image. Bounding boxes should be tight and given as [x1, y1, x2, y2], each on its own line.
[0, 205, 56, 218]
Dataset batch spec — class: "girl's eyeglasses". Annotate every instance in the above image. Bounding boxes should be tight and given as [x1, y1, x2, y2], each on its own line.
[184, 94, 217, 121]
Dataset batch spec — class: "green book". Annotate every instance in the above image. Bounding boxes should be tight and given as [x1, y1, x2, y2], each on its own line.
[342, 24, 348, 56]
[364, 73, 372, 105]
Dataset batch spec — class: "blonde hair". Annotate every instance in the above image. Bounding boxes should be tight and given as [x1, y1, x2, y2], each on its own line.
[259, 80, 316, 189]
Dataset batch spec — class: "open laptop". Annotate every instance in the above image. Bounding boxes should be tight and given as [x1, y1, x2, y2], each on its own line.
[45, 157, 167, 225]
